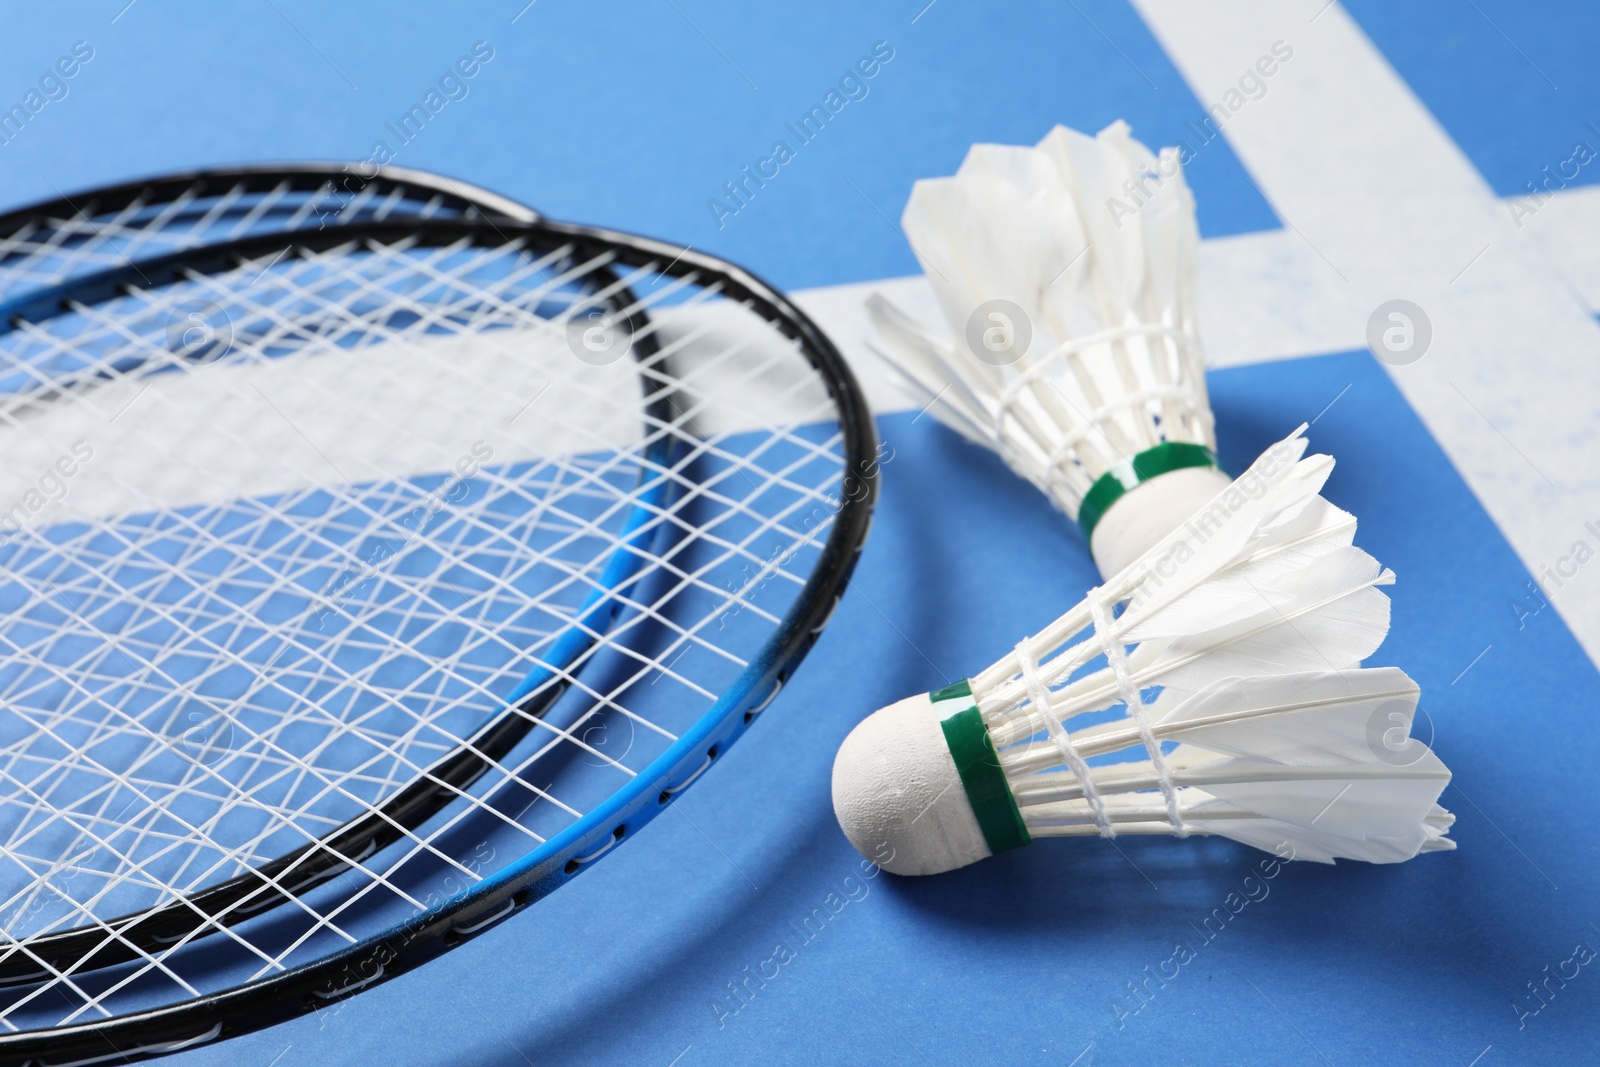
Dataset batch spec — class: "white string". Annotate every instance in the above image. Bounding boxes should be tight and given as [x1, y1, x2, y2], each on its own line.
[984, 321, 1211, 514]
[1037, 384, 1210, 472]
[992, 322, 1200, 431]
[0, 175, 463, 300]
[1084, 587, 1187, 837]
[1014, 639, 1113, 839]
[0, 228, 853, 1028]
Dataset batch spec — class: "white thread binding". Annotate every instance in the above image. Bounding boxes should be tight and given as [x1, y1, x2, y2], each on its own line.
[1015, 639, 1113, 838]
[990, 322, 1206, 515]
[1085, 588, 1187, 836]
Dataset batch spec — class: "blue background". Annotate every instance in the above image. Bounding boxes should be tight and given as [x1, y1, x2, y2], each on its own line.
[2, 2, 1595, 1064]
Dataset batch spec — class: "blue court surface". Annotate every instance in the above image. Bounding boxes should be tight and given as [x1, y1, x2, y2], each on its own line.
[4, 2, 1599, 1064]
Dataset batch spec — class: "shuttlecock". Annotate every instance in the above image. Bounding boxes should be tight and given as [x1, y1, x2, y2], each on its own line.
[868, 120, 1224, 578]
[832, 429, 1454, 875]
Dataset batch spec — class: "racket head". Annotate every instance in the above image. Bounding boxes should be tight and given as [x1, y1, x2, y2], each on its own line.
[0, 163, 536, 305]
[0, 216, 875, 1061]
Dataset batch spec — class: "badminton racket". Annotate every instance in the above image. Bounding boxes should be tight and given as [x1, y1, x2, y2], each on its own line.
[0, 211, 875, 1062]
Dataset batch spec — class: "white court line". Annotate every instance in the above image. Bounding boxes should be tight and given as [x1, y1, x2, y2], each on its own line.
[1510, 183, 1600, 314]
[792, 2, 1600, 666]
[1131, 0, 1600, 664]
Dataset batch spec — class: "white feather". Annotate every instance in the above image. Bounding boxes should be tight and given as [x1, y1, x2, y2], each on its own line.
[986, 652, 1452, 865]
[868, 121, 1215, 521]
[1182, 802, 1450, 865]
[1138, 548, 1395, 690]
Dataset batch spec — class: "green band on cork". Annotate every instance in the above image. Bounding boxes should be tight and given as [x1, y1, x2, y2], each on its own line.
[1077, 441, 1222, 543]
[934, 686, 1031, 856]
[929, 678, 975, 707]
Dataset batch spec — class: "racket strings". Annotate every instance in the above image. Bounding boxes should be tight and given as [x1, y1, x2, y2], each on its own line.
[0, 225, 857, 1017]
[0, 342, 800, 819]
[12, 235, 838, 543]
[0, 422, 601, 908]
[3, 515, 838, 1011]
[50, 241, 844, 652]
[0, 350, 812, 876]
[0, 174, 488, 302]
